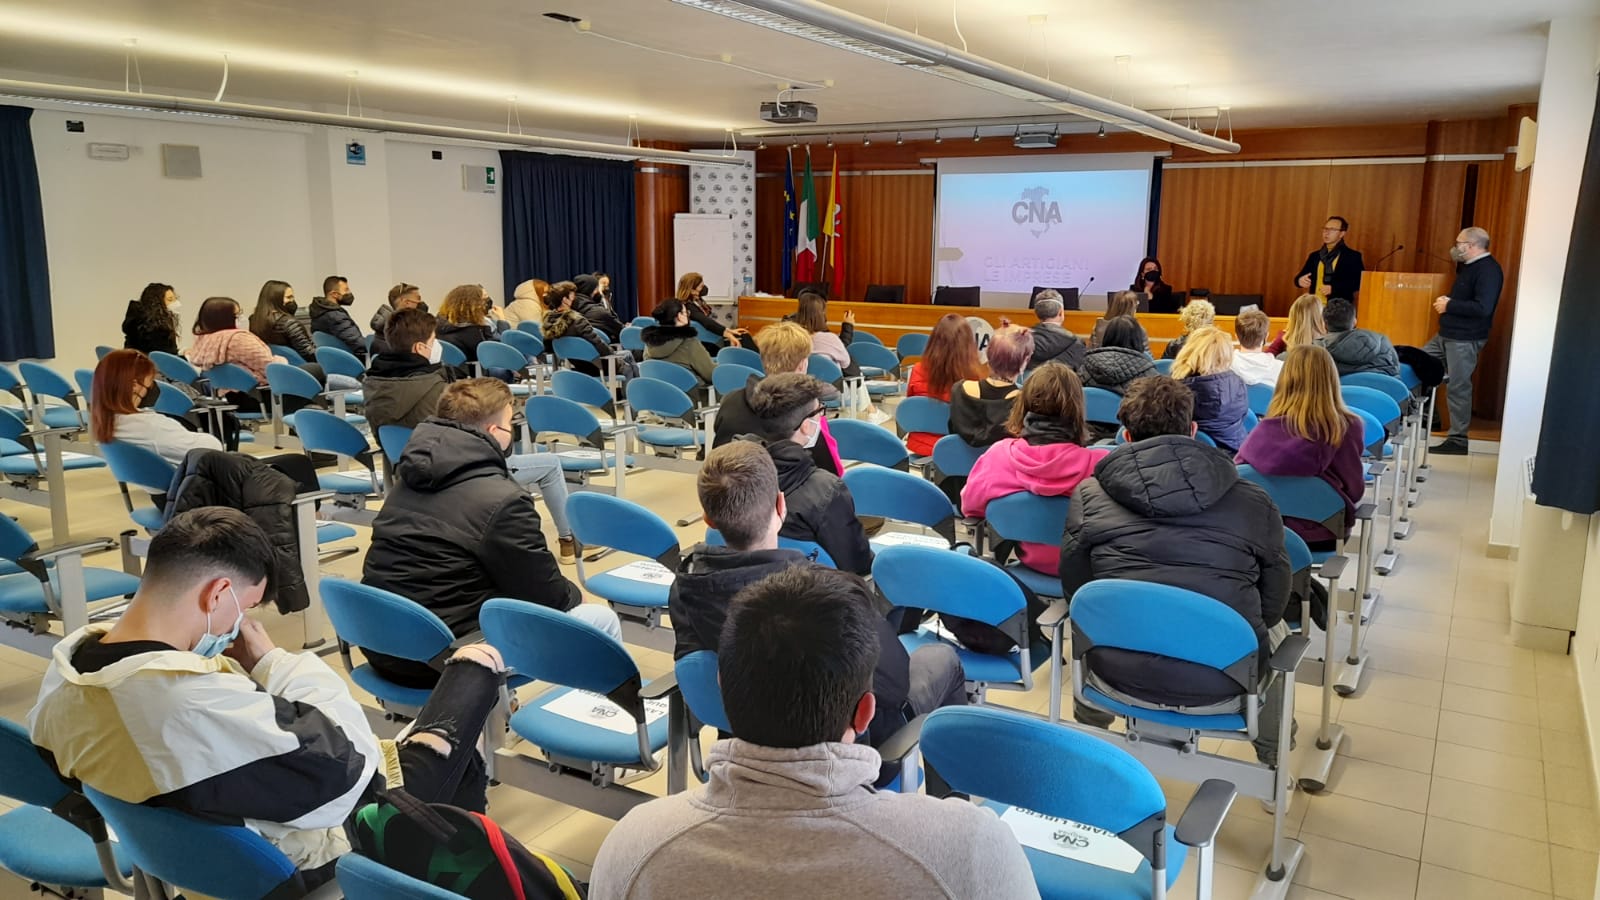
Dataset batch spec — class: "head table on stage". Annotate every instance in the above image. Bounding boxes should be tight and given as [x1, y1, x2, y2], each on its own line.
[736, 296, 1289, 356]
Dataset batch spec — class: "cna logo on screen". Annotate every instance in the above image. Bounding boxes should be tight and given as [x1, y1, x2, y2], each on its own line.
[1012, 186, 1062, 238]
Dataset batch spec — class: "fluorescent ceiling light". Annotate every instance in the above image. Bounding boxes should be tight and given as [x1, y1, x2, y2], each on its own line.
[668, 0, 938, 66]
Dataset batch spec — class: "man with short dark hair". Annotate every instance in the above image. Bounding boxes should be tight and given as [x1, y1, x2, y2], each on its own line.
[1317, 296, 1399, 377]
[29, 508, 510, 878]
[363, 308, 451, 434]
[1061, 376, 1292, 767]
[670, 442, 965, 765]
[310, 275, 366, 360]
[363, 378, 616, 687]
[1027, 291, 1085, 372]
[371, 283, 424, 339]
[1424, 225, 1504, 455]
[1231, 309, 1283, 386]
[1294, 216, 1365, 302]
[593, 565, 1037, 900]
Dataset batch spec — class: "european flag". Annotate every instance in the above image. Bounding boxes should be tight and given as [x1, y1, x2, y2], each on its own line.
[782, 149, 798, 293]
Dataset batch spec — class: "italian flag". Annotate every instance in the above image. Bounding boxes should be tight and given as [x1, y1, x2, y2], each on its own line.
[795, 148, 819, 282]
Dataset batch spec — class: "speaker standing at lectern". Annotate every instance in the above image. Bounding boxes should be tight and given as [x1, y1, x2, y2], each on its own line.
[1294, 216, 1365, 302]
[1422, 226, 1503, 456]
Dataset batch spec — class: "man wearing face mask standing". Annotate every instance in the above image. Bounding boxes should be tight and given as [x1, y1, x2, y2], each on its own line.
[1294, 216, 1365, 305]
[309, 274, 367, 361]
[362, 378, 618, 687]
[1422, 226, 1503, 455]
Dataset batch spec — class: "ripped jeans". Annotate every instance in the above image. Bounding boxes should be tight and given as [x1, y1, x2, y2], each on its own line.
[395, 652, 506, 813]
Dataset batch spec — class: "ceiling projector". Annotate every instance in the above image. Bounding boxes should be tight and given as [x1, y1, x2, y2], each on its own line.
[760, 100, 818, 124]
[1014, 132, 1059, 150]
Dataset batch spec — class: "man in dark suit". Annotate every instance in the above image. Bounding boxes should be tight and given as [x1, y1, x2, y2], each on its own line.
[1423, 226, 1504, 455]
[1295, 216, 1365, 303]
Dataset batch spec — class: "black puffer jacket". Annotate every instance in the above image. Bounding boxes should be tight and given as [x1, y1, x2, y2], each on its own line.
[1060, 435, 1290, 700]
[1182, 370, 1249, 453]
[543, 308, 612, 357]
[251, 310, 317, 362]
[1079, 346, 1157, 395]
[711, 380, 841, 475]
[573, 275, 625, 341]
[1028, 323, 1085, 371]
[434, 321, 494, 363]
[362, 352, 450, 433]
[1318, 329, 1399, 377]
[309, 297, 365, 360]
[164, 449, 308, 614]
[364, 419, 579, 647]
[769, 439, 873, 576]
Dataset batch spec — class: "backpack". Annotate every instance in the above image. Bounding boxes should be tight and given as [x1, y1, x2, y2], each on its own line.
[351, 789, 585, 899]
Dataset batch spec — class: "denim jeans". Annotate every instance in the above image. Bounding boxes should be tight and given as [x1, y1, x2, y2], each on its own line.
[1422, 334, 1487, 439]
[506, 452, 572, 539]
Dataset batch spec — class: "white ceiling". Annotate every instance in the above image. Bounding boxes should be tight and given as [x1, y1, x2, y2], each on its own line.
[0, 0, 1584, 144]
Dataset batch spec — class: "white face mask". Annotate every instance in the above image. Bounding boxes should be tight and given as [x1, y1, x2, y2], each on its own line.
[168, 300, 183, 315]
[800, 417, 821, 449]
[235, 314, 249, 331]
[427, 340, 443, 364]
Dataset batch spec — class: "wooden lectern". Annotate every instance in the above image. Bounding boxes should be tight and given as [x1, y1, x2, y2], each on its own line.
[1359, 271, 1450, 348]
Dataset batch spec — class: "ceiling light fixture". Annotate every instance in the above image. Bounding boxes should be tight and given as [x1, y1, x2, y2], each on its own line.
[667, 0, 1238, 153]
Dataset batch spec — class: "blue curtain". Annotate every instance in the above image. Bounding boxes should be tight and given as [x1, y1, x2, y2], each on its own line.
[0, 106, 53, 360]
[500, 152, 639, 320]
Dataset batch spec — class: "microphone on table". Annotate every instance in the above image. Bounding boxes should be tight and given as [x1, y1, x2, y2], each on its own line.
[1371, 244, 1405, 268]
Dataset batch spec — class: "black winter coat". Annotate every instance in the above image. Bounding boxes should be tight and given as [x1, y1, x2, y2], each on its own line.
[309, 297, 366, 360]
[362, 352, 450, 434]
[1028, 323, 1086, 372]
[435, 321, 495, 363]
[711, 380, 841, 475]
[1318, 329, 1399, 377]
[1183, 371, 1250, 453]
[252, 310, 318, 362]
[769, 439, 873, 575]
[1079, 346, 1157, 395]
[164, 449, 309, 614]
[572, 281, 625, 341]
[121, 301, 180, 356]
[1060, 435, 1291, 702]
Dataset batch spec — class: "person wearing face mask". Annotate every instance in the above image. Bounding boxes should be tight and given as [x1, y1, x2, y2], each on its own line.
[571, 273, 626, 341]
[187, 296, 287, 389]
[675, 271, 753, 353]
[92, 349, 224, 466]
[743, 373, 873, 576]
[1294, 216, 1365, 304]
[363, 378, 620, 688]
[309, 275, 367, 361]
[361, 308, 454, 435]
[121, 282, 183, 356]
[1422, 226, 1503, 455]
[1131, 257, 1177, 314]
[248, 279, 321, 366]
[29, 507, 517, 885]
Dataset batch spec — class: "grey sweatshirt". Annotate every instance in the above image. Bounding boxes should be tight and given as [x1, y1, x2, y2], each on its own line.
[590, 739, 1040, 899]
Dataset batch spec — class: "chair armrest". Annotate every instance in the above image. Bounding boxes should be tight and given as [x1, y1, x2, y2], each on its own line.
[877, 713, 928, 764]
[1315, 554, 1349, 583]
[692, 405, 722, 423]
[1268, 635, 1310, 673]
[1037, 598, 1069, 631]
[1365, 461, 1388, 477]
[1354, 501, 1377, 520]
[1174, 778, 1237, 849]
[24, 537, 116, 563]
[23, 425, 83, 440]
[609, 424, 640, 438]
[641, 671, 678, 700]
[291, 490, 336, 506]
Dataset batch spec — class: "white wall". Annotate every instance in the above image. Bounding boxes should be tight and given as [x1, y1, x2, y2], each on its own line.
[385, 139, 504, 307]
[1489, 16, 1600, 552]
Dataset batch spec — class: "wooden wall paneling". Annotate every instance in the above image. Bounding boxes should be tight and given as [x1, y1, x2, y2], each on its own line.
[839, 172, 935, 303]
[1470, 153, 1532, 421]
[1414, 161, 1467, 278]
[754, 175, 785, 294]
[1326, 163, 1425, 275]
[1167, 123, 1429, 161]
[634, 164, 689, 315]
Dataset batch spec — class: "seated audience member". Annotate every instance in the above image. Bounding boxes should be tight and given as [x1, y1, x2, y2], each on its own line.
[572, 273, 626, 342]
[249, 280, 320, 368]
[1316, 296, 1400, 377]
[1172, 326, 1250, 453]
[308, 275, 366, 361]
[370, 282, 423, 340]
[363, 378, 615, 687]
[1026, 291, 1086, 372]
[592, 564, 1038, 900]
[1089, 291, 1151, 353]
[1133, 257, 1177, 314]
[1265, 293, 1325, 356]
[712, 321, 842, 475]
[642, 298, 716, 385]
[950, 324, 1031, 448]
[188, 296, 286, 387]
[670, 443, 966, 758]
[1059, 376, 1291, 766]
[795, 290, 858, 374]
[435, 284, 498, 364]
[543, 280, 616, 378]
[963, 363, 1107, 577]
[28, 508, 510, 881]
[678, 272, 753, 352]
[362, 308, 452, 434]
[506, 278, 549, 328]
[744, 374, 873, 576]
[1160, 297, 1215, 360]
[1231, 309, 1284, 386]
[122, 282, 182, 356]
[905, 314, 983, 457]
[1235, 345, 1365, 551]
[1079, 315, 1158, 396]
[92, 350, 221, 466]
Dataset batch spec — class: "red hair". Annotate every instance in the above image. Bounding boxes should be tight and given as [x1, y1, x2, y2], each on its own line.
[919, 314, 983, 397]
[91, 350, 157, 444]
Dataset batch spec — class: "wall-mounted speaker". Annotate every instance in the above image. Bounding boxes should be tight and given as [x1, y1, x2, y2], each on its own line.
[161, 144, 202, 178]
[1515, 116, 1537, 172]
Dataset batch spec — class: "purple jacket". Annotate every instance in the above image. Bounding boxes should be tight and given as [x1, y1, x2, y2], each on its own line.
[1234, 415, 1366, 544]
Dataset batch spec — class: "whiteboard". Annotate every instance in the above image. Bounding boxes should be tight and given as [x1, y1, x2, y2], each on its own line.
[674, 213, 735, 300]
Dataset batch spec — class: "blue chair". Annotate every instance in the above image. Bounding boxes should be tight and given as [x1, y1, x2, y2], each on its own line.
[852, 330, 885, 346]
[551, 369, 622, 422]
[477, 342, 534, 397]
[921, 706, 1236, 900]
[691, 320, 721, 346]
[704, 527, 837, 568]
[567, 493, 679, 646]
[151, 382, 191, 417]
[73, 369, 94, 402]
[338, 853, 462, 900]
[94, 345, 114, 360]
[377, 424, 413, 465]
[844, 465, 957, 546]
[525, 394, 634, 484]
[320, 578, 457, 712]
[1243, 408, 1259, 433]
[849, 343, 905, 396]
[715, 345, 763, 372]
[292, 409, 380, 498]
[0, 513, 138, 642]
[711, 362, 762, 399]
[311, 331, 346, 350]
[896, 332, 929, 358]
[501, 328, 546, 362]
[517, 319, 545, 338]
[630, 316, 655, 328]
[99, 442, 176, 534]
[626, 378, 706, 455]
[267, 363, 365, 450]
[149, 351, 201, 387]
[1082, 386, 1122, 428]
[806, 355, 850, 410]
[829, 418, 910, 469]
[874, 545, 1059, 707]
[268, 343, 306, 365]
[0, 365, 23, 406]
[0, 407, 108, 490]
[18, 362, 84, 429]
[1154, 357, 1176, 375]
[83, 784, 312, 900]
[438, 340, 467, 368]
[1069, 579, 1309, 892]
[1244, 381, 1275, 417]
[894, 396, 951, 467]
[0, 718, 133, 894]
[620, 325, 646, 352]
[314, 345, 367, 381]
[639, 359, 701, 395]
[984, 492, 1072, 601]
[552, 335, 600, 365]
[931, 433, 985, 478]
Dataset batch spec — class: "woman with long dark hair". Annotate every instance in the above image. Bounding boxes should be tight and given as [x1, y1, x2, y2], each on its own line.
[1089, 291, 1151, 353]
[122, 282, 181, 356]
[905, 314, 982, 457]
[1131, 257, 1176, 313]
[676, 272, 754, 353]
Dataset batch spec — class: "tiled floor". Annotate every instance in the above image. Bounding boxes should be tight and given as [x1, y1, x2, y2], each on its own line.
[0, 433, 1594, 899]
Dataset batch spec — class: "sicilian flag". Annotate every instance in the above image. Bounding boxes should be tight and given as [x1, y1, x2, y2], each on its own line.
[824, 151, 843, 297]
[795, 148, 819, 282]
[782, 150, 798, 292]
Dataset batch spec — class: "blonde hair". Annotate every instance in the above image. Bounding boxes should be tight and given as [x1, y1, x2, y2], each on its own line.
[1106, 291, 1141, 321]
[1268, 345, 1351, 445]
[1171, 326, 1234, 378]
[1178, 299, 1215, 333]
[439, 284, 488, 326]
[758, 321, 813, 374]
[436, 377, 513, 429]
[1284, 294, 1326, 350]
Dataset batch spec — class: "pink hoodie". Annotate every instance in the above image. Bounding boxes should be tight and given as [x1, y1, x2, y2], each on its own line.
[962, 438, 1109, 575]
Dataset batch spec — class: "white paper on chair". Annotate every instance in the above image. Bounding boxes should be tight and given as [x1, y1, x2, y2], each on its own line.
[870, 531, 949, 550]
[606, 560, 675, 585]
[541, 689, 670, 735]
[560, 449, 605, 461]
[999, 807, 1143, 873]
[56, 452, 100, 463]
